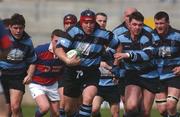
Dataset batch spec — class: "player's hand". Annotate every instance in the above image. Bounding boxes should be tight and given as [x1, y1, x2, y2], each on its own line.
[172, 66, 180, 76]
[114, 52, 129, 60]
[66, 55, 81, 66]
[100, 62, 112, 70]
[23, 75, 32, 85]
[112, 77, 119, 85]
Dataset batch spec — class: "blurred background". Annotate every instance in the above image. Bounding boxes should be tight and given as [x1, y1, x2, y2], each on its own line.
[0, 0, 179, 106]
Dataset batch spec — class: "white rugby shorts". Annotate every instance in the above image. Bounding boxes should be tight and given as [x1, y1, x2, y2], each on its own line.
[29, 82, 60, 101]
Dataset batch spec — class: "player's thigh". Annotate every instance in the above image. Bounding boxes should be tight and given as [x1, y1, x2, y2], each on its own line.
[9, 89, 24, 107]
[92, 96, 103, 112]
[50, 101, 59, 116]
[58, 87, 64, 99]
[167, 87, 180, 106]
[29, 83, 50, 110]
[58, 87, 65, 108]
[109, 102, 120, 114]
[82, 85, 98, 104]
[45, 82, 60, 102]
[35, 94, 50, 111]
[168, 87, 180, 99]
[0, 94, 8, 117]
[64, 95, 79, 112]
[125, 84, 142, 107]
[63, 68, 82, 98]
[155, 92, 167, 113]
[142, 89, 155, 113]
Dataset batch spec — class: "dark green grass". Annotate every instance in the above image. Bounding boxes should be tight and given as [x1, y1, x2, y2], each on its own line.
[100, 107, 161, 117]
[22, 105, 161, 117]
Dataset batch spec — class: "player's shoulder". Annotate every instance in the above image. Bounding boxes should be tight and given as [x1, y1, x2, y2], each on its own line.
[66, 23, 84, 37]
[113, 22, 125, 29]
[17, 31, 33, 46]
[35, 43, 50, 53]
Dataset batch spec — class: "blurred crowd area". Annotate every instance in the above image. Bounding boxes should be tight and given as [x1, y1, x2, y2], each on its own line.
[0, 0, 180, 105]
[0, 0, 180, 46]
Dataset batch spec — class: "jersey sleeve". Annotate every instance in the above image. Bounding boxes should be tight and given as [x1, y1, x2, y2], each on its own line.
[0, 21, 12, 49]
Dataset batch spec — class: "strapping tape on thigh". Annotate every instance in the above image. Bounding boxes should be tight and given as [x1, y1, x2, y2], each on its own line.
[167, 95, 179, 102]
[155, 99, 167, 104]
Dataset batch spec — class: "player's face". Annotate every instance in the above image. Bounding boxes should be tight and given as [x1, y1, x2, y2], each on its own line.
[96, 15, 107, 29]
[81, 19, 96, 35]
[154, 18, 169, 36]
[9, 24, 24, 40]
[51, 35, 59, 51]
[129, 19, 143, 37]
[64, 20, 76, 31]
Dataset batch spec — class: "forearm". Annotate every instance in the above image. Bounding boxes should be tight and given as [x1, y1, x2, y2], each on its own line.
[27, 64, 36, 77]
[55, 47, 69, 64]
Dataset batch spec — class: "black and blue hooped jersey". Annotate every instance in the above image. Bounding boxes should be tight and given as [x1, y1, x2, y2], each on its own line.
[57, 23, 116, 68]
[113, 22, 129, 38]
[113, 22, 153, 39]
[113, 29, 155, 77]
[0, 31, 37, 75]
[152, 26, 180, 80]
[99, 47, 125, 86]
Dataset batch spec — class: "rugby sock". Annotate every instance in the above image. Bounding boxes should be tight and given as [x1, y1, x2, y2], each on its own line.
[125, 109, 141, 117]
[168, 112, 180, 117]
[79, 104, 92, 117]
[123, 114, 127, 117]
[163, 115, 168, 117]
[35, 107, 46, 117]
[59, 108, 66, 117]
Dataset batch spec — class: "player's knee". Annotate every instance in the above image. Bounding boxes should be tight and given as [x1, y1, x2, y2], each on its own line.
[11, 104, 20, 113]
[38, 105, 50, 114]
[157, 107, 167, 116]
[83, 96, 94, 105]
[64, 106, 76, 116]
[167, 101, 177, 112]
[92, 107, 100, 114]
[167, 95, 179, 112]
[110, 106, 120, 116]
[159, 110, 168, 116]
[111, 111, 119, 117]
[155, 98, 167, 115]
[142, 109, 150, 117]
[125, 102, 138, 112]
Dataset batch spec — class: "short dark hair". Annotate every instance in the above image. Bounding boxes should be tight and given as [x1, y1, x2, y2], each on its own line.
[10, 13, 25, 26]
[95, 12, 107, 18]
[2, 18, 11, 28]
[129, 11, 144, 22]
[63, 14, 77, 24]
[51, 29, 64, 37]
[154, 11, 169, 22]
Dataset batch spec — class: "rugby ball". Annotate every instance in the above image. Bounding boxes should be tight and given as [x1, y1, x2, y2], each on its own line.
[66, 49, 81, 58]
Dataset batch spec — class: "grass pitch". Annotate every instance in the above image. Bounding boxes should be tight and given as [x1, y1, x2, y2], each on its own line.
[22, 105, 161, 117]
